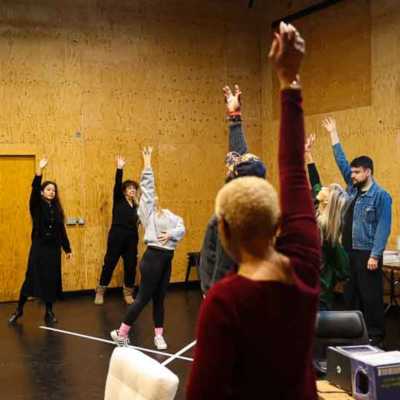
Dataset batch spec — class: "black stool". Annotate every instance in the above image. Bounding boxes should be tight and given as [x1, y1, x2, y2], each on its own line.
[185, 252, 200, 287]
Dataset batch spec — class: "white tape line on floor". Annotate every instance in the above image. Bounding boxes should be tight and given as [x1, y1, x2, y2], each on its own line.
[40, 326, 194, 362]
[162, 340, 196, 366]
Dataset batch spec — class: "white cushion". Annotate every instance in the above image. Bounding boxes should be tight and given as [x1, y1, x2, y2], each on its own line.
[105, 347, 179, 400]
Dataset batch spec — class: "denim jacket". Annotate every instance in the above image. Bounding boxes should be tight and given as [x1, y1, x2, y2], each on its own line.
[333, 143, 392, 259]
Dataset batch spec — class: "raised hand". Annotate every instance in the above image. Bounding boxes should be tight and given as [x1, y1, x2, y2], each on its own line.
[39, 158, 48, 170]
[142, 146, 153, 168]
[223, 84, 241, 115]
[305, 134, 316, 154]
[322, 117, 339, 145]
[321, 117, 337, 133]
[268, 21, 305, 89]
[36, 158, 48, 175]
[304, 134, 315, 164]
[116, 155, 126, 169]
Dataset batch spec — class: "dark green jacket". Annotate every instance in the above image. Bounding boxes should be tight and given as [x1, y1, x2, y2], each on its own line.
[307, 163, 349, 309]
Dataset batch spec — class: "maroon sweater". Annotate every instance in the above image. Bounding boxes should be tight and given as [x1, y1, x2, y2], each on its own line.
[186, 90, 321, 400]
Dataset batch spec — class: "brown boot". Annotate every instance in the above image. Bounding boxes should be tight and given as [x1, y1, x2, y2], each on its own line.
[94, 285, 107, 305]
[123, 286, 134, 305]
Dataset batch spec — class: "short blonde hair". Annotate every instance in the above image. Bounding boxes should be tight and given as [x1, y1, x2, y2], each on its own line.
[215, 177, 280, 255]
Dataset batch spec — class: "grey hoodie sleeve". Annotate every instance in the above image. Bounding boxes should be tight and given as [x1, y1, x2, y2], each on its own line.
[138, 167, 155, 226]
[169, 215, 185, 242]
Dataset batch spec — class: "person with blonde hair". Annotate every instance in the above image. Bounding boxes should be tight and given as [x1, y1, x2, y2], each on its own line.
[110, 147, 185, 350]
[305, 134, 349, 310]
[187, 22, 321, 400]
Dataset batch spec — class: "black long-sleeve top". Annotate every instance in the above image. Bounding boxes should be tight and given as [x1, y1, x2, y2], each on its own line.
[228, 122, 248, 155]
[307, 162, 322, 207]
[307, 162, 321, 192]
[30, 175, 71, 253]
[111, 169, 139, 233]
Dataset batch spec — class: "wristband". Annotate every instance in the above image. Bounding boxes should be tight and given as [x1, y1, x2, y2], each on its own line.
[226, 114, 242, 122]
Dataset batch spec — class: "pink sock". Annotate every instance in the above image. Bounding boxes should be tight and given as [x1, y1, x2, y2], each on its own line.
[155, 327, 163, 337]
[119, 323, 131, 337]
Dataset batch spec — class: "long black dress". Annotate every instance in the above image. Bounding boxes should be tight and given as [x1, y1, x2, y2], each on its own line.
[20, 175, 71, 303]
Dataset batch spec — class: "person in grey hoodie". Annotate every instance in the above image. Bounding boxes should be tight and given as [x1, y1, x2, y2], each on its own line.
[110, 146, 185, 350]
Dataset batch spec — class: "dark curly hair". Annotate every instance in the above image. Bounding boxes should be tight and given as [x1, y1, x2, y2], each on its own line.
[122, 180, 139, 192]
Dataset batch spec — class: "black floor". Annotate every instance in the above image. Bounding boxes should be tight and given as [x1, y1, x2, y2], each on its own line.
[0, 287, 202, 400]
[1, 289, 399, 400]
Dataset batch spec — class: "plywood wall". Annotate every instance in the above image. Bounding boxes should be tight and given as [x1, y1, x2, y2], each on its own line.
[271, 0, 371, 118]
[262, 0, 400, 250]
[0, 156, 35, 301]
[0, 1, 264, 296]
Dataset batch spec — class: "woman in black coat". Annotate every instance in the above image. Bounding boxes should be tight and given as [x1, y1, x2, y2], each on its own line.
[8, 158, 72, 324]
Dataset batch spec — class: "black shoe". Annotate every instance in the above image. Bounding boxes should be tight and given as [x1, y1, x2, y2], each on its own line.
[44, 310, 58, 324]
[8, 309, 23, 324]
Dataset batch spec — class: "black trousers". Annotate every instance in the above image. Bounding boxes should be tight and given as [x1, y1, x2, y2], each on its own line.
[124, 247, 173, 328]
[345, 250, 385, 338]
[99, 226, 138, 287]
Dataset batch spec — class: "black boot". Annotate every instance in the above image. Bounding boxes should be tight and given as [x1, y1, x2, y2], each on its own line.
[44, 303, 57, 324]
[8, 309, 23, 324]
[44, 309, 57, 324]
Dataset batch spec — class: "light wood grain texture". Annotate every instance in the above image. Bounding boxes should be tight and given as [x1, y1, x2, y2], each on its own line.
[271, 0, 371, 118]
[0, 0, 264, 298]
[262, 0, 400, 251]
[0, 156, 35, 301]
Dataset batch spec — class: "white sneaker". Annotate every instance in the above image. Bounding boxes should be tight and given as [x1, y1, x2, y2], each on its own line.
[154, 335, 167, 350]
[110, 329, 130, 347]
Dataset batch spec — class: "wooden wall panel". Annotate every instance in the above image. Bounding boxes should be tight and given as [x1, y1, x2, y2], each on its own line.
[271, 0, 371, 118]
[0, 156, 35, 301]
[158, 142, 227, 282]
[262, 0, 400, 250]
[0, 0, 264, 298]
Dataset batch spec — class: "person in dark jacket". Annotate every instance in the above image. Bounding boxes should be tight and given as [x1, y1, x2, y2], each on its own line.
[8, 158, 72, 325]
[199, 85, 266, 294]
[94, 155, 139, 305]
